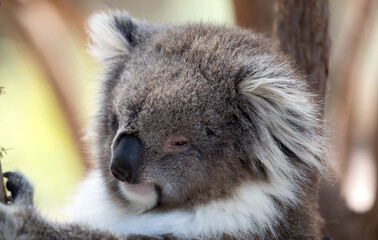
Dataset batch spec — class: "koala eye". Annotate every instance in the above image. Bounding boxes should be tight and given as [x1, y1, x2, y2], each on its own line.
[163, 137, 191, 153]
[171, 141, 188, 147]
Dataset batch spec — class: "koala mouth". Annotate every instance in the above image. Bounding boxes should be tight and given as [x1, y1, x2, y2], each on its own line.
[118, 181, 159, 211]
[123, 182, 155, 196]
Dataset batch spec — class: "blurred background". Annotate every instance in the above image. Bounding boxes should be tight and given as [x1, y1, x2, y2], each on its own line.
[0, 0, 377, 239]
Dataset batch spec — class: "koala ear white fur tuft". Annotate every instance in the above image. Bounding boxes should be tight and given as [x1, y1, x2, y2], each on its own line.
[87, 11, 134, 63]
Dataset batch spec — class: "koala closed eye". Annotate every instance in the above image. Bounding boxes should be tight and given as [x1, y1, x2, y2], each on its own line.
[163, 137, 191, 153]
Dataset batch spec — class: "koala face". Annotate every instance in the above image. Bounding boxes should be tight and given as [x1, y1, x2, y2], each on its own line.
[88, 11, 326, 213]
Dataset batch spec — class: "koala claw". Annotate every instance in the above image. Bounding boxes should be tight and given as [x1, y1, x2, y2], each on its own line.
[4, 172, 34, 206]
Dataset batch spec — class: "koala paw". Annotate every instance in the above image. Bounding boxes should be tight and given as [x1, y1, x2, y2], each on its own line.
[0, 172, 38, 239]
[4, 171, 34, 206]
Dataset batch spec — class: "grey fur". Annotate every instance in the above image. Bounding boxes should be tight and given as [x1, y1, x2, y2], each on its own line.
[0, 10, 328, 240]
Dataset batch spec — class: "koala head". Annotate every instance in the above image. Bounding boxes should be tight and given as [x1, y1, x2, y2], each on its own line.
[87, 11, 326, 213]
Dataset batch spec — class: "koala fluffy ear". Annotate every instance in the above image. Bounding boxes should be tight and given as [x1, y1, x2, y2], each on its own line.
[87, 11, 144, 63]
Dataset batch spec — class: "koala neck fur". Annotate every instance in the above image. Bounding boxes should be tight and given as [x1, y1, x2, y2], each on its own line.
[68, 168, 300, 239]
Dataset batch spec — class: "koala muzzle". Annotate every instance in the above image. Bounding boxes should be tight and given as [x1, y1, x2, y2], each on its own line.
[111, 135, 143, 184]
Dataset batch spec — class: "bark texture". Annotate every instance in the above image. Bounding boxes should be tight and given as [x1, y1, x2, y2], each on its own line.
[274, 0, 330, 105]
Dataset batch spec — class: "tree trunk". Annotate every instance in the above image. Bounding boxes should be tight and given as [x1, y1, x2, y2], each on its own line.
[233, 0, 273, 36]
[273, 0, 330, 105]
[273, 0, 331, 238]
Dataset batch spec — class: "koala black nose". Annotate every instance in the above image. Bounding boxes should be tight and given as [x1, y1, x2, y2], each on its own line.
[111, 135, 143, 184]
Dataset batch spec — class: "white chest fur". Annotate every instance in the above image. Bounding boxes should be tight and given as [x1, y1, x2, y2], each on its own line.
[67, 170, 297, 239]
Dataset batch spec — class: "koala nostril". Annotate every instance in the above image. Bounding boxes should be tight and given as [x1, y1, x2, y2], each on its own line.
[111, 135, 143, 184]
[126, 174, 133, 183]
[111, 168, 127, 182]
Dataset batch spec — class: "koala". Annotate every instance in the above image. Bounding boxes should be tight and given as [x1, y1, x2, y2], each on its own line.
[0, 10, 328, 240]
